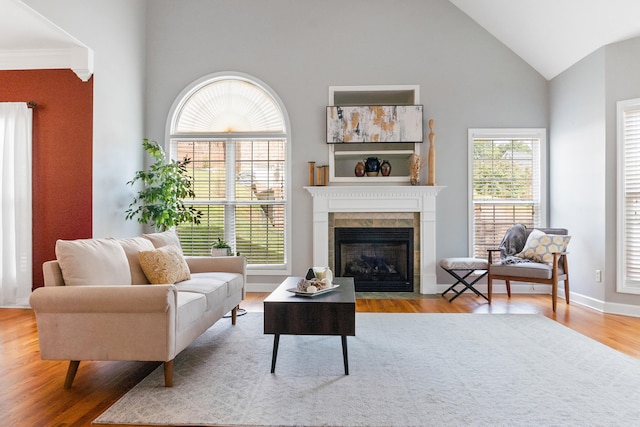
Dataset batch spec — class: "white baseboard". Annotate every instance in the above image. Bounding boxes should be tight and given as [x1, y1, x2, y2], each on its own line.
[248, 282, 640, 318]
[437, 283, 640, 318]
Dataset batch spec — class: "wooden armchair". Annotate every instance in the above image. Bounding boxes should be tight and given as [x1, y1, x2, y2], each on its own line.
[487, 225, 571, 312]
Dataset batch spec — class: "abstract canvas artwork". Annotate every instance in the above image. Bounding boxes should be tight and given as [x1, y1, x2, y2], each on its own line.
[326, 105, 423, 143]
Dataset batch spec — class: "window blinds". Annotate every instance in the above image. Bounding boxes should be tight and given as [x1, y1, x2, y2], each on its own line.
[621, 105, 640, 289]
[471, 137, 541, 258]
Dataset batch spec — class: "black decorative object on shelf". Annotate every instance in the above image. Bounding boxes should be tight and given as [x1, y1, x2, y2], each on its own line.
[364, 157, 380, 176]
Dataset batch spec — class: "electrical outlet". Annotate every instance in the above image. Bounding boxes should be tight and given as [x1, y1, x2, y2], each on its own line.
[595, 270, 602, 282]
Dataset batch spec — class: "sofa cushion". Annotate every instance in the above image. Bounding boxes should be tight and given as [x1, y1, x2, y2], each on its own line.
[118, 237, 155, 285]
[139, 245, 191, 284]
[142, 230, 184, 255]
[490, 262, 556, 280]
[185, 272, 244, 297]
[176, 291, 207, 334]
[55, 238, 132, 286]
[517, 229, 571, 265]
[175, 276, 227, 311]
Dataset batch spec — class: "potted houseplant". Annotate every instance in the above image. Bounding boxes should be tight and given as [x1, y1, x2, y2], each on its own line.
[125, 139, 202, 231]
[211, 237, 232, 256]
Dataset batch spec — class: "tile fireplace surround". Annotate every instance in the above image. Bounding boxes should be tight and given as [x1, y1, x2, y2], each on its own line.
[305, 185, 444, 294]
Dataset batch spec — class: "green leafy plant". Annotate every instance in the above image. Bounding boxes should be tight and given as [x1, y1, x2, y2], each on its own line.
[212, 237, 230, 249]
[211, 237, 232, 256]
[125, 139, 202, 231]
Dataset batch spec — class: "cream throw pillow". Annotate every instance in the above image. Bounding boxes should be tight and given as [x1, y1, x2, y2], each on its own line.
[118, 237, 155, 284]
[139, 245, 191, 284]
[55, 238, 131, 286]
[517, 229, 571, 265]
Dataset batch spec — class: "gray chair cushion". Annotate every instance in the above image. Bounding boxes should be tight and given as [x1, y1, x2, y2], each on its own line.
[490, 262, 566, 280]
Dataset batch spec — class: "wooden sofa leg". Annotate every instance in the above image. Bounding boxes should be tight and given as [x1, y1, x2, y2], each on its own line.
[164, 360, 174, 387]
[487, 277, 492, 303]
[231, 305, 238, 325]
[64, 360, 80, 389]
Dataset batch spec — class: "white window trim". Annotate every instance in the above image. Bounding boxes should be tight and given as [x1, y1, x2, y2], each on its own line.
[165, 71, 292, 276]
[467, 128, 548, 256]
[617, 98, 640, 294]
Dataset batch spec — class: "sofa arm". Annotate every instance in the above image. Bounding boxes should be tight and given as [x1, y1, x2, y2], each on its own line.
[29, 285, 178, 363]
[185, 256, 246, 276]
[43, 260, 65, 286]
[30, 284, 177, 313]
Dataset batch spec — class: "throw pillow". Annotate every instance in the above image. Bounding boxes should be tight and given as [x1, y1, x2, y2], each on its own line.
[516, 229, 571, 265]
[55, 238, 132, 286]
[118, 237, 155, 284]
[142, 229, 184, 254]
[139, 245, 191, 284]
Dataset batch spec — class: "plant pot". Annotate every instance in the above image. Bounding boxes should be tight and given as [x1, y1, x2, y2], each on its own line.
[211, 248, 231, 256]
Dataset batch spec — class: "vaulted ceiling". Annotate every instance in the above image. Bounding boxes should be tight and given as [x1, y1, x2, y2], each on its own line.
[2, 0, 640, 81]
[449, 0, 640, 79]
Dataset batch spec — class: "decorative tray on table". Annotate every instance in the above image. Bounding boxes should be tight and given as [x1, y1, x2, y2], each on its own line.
[286, 274, 339, 297]
[287, 285, 340, 297]
[286, 284, 340, 297]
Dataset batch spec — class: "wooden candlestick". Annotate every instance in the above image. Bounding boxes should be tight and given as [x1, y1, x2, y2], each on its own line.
[427, 119, 436, 186]
[308, 161, 315, 186]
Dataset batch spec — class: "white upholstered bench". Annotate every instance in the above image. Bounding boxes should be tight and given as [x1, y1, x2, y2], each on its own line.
[439, 257, 489, 302]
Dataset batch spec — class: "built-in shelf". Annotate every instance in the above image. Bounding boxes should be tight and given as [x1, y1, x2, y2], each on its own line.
[333, 149, 414, 156]
[327, 85, 422, 184]
[329, 143, 420, 183]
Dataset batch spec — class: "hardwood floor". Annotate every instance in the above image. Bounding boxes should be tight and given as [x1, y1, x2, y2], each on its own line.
[4, 293, 640, 427]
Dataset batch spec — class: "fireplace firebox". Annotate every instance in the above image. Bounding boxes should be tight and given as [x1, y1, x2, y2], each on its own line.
[334, 227, 413, 292]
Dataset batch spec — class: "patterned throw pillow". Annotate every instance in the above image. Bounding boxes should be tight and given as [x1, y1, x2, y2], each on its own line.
[516, 229, 571, 265]
[138, 245, 191, 284]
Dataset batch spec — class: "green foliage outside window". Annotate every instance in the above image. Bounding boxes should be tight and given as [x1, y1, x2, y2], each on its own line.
[473, 139, 534, 200]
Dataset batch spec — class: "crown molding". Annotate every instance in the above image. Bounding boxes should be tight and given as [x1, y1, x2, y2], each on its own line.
[0, 46, 93, 81]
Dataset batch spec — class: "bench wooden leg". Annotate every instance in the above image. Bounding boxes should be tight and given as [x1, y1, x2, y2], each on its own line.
[164, 360, 174, 387]
[64, 360, 80, 389]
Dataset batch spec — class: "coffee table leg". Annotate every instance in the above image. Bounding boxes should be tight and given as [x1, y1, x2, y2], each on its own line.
[270, 334, 280, 373]
[341, 335, 349, 375]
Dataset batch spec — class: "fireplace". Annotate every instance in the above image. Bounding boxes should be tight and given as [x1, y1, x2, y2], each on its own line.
[335, 227, 413, 292]
[304, 185, 444, 294]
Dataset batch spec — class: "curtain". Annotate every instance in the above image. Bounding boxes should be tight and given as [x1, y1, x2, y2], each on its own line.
[0, 103, 32, 306]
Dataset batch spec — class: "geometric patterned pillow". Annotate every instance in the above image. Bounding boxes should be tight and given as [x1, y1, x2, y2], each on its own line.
[138, 245, 191, 284]
[516, 229, 571, 265]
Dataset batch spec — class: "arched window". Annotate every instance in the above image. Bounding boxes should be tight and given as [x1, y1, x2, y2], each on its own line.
[167, 72, 290, 273]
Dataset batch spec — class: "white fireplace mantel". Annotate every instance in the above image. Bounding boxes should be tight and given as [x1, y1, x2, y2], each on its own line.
[304, 185, 445, 294]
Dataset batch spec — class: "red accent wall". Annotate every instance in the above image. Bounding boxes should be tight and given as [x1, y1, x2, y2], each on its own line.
[0, 69, 93, 289]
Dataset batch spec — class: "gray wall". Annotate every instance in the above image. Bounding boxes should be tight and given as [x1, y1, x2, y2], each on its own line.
[25, 0, 148, 239]
[144, 0, 549, 285]
[21, 0, 640, 310]
[549, 50, 607, 305]
[605, 37, 640, 306]
[550, 36, 640, 311]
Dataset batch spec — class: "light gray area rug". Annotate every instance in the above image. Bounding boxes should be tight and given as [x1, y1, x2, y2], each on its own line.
[94, 313, 640, 426]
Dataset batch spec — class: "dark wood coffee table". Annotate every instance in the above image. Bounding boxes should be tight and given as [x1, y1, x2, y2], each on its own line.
[263, 276, 355, 374]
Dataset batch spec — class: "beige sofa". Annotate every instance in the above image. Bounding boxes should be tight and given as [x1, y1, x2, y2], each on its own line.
[29, 230, 246, 389]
